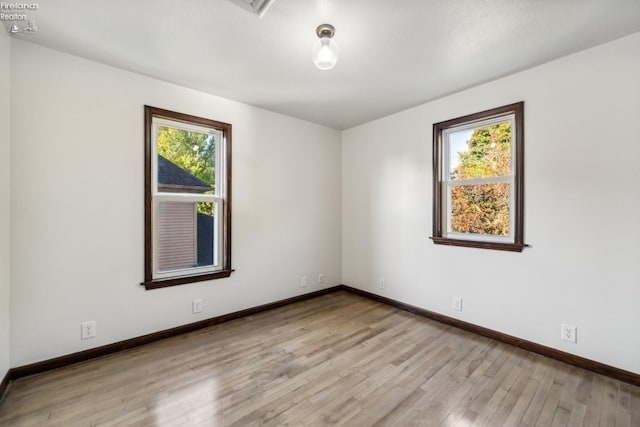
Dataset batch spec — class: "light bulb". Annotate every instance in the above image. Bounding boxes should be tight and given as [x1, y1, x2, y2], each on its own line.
[312, 24, 339, 71]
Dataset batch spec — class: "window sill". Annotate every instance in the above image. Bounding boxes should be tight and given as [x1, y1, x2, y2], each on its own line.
[430, 237, 526, 252]
[142, 269, 234, 290]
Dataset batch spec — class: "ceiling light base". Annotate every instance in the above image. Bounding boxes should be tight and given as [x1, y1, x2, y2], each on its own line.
[316, 24, 335, 39]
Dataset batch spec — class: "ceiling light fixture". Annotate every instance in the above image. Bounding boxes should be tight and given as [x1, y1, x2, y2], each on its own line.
[312, 24, 339, 71]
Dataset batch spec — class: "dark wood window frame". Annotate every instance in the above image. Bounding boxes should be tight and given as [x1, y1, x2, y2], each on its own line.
[142, 106, 233, 290]
[431, 102, 525, 252]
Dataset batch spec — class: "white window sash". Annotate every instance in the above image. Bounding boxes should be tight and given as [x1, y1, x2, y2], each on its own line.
[442, 115, 517, 243]
[151, 118, 223, 198]
[150, 117, 225, 280]
[447, 175, 512, 186]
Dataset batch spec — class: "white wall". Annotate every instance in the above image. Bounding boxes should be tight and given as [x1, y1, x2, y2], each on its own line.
[0, 32, 11, 380]
[9, 40, 342, 367]
[8, 32, 640, 376]
[342, 33, 640, 373]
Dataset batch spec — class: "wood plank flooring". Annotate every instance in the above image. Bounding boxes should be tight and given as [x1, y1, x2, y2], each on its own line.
[0, 291, 638, 426]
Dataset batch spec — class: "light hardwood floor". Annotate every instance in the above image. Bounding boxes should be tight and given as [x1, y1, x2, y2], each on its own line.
[0, 291, 638, 426]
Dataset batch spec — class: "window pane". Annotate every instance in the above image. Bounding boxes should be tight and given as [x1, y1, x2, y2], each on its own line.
[449, 121, 511, 180]
[158, 201, 215, 272]
[195, 202, 216, 268]
[156, 126, 216, 194]
[450, 183, 510, 236]
[158, 201, 196, 272]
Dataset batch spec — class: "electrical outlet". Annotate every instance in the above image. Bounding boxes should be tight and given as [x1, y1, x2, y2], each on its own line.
[561, 324, 577, 343]
[318, 273, 324, 284]
[379, 278, 385, 290]
[81, 321, 96, 340]
[452, 296, 462, 311]
[300, 276, 307, 288]
[192, 298, 203, 314]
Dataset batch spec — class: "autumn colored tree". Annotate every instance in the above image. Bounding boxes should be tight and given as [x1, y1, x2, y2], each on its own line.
[450, 122, 511, 235]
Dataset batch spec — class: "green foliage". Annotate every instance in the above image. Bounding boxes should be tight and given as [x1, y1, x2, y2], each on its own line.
[455, 122, 511, 180]
[158, 126, 215, 215]
[451, 123, 511, 235]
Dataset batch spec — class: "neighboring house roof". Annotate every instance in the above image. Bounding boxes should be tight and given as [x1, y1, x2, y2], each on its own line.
[157, 155, 212, 193]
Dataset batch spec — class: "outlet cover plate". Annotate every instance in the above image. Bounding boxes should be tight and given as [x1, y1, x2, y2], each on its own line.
[81, 321, 96, 340]
[561, 324, 577, 343]
[452, 296, 462, 311]
[192, 298, 203, 314]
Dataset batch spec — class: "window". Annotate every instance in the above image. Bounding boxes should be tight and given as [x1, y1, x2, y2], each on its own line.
[143, 106, 232, 289]
[432, 102, 524, 251]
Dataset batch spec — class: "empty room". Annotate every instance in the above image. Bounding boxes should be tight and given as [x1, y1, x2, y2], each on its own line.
[1, 0, 639, 425]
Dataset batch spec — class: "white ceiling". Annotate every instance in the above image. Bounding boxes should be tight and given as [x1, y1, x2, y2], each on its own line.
[8, 0, 640, 129]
